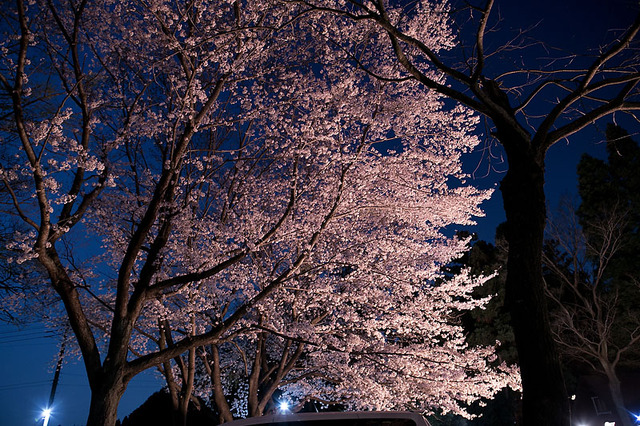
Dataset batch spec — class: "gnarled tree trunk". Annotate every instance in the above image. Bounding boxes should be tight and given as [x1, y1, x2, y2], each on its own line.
[500, 134, 569, 426]
[86, 369, 128, 426]
[602, 363, 632, 426]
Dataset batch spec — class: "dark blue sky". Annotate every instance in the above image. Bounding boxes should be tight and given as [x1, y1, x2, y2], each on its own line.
[465, 0, 640, 241]
[0, 322, 162, 426]
[2, 1, 640, 425]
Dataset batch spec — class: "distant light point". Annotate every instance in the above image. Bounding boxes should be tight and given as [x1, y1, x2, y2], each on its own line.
[278, 401, 290, 412]
[41, 407, 52, 426]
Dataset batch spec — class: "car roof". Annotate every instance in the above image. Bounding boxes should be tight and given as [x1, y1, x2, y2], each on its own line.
[223, 411, 430, 426]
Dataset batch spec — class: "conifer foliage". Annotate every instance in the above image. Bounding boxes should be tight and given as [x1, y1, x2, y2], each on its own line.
[544, 126, 640, 426]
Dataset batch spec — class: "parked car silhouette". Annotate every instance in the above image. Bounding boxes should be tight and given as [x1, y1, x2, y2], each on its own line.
[224, 411, 431, 426]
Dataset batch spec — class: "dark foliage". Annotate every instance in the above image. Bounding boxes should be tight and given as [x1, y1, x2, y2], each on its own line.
[441, 226, 520, 425]
[120, 391, 217, 426]
[576, 124, 640, 367]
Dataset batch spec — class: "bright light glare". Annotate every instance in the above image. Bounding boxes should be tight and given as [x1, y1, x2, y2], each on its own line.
[41, 407, 52, 426]
[278, 401, 290, 412]
[604, 422, 616, 426]
[634, 413, 640, 423]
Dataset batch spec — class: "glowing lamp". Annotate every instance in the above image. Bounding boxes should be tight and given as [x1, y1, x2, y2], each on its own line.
[279, 401, 290, 412]
[42, 407, 52, 426]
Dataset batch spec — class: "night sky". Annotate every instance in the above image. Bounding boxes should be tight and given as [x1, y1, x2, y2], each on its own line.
[1, 1, 639, 425]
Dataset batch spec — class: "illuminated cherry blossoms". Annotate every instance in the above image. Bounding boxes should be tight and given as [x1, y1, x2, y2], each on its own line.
[0, 1, 518, 425]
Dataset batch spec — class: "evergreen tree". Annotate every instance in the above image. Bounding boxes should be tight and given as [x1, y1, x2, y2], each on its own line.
[435, 227, 520, 426]
[577, 124, 640, 368]
[460, 225, 517, 367]
[541, 124, 640, 426]
[578, 124, 640, 277]
[463, 226, 520, 426]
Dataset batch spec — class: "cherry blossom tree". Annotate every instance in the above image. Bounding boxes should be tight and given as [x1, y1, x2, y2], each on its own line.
[157, 250, 519, 424]
[0, 0, 515, 425]
[296, 1, 640, 424]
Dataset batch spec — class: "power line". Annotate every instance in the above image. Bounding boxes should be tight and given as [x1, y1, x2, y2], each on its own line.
[0, 325, 62, 343]
[0, 328, 58, 336]
[0, 334, 60, 344]
[0, 380, 51, 391]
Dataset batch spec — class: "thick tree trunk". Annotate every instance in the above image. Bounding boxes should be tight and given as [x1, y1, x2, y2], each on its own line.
[85, 317, 135, 426]
[603, 364, 632, 426]
[500, 141, 569, 426]
[86, 369, 128, 426]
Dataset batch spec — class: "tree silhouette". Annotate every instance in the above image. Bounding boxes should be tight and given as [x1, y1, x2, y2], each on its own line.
[296, 2, 640, 424]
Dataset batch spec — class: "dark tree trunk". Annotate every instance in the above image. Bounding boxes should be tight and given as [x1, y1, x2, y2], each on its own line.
[86, 369, 128, 426]
[500, 135, 569, 426]
[85, 318, 136, 426]
[174, 401, 189, 426]
[603, 363, 632, 426]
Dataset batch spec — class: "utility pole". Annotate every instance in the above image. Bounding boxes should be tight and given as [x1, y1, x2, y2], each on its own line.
[42, 326, 68, 426]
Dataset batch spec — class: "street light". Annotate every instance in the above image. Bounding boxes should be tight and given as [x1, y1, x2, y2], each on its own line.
[278, 401, 290, 413]
[41, 407, 52, 426]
